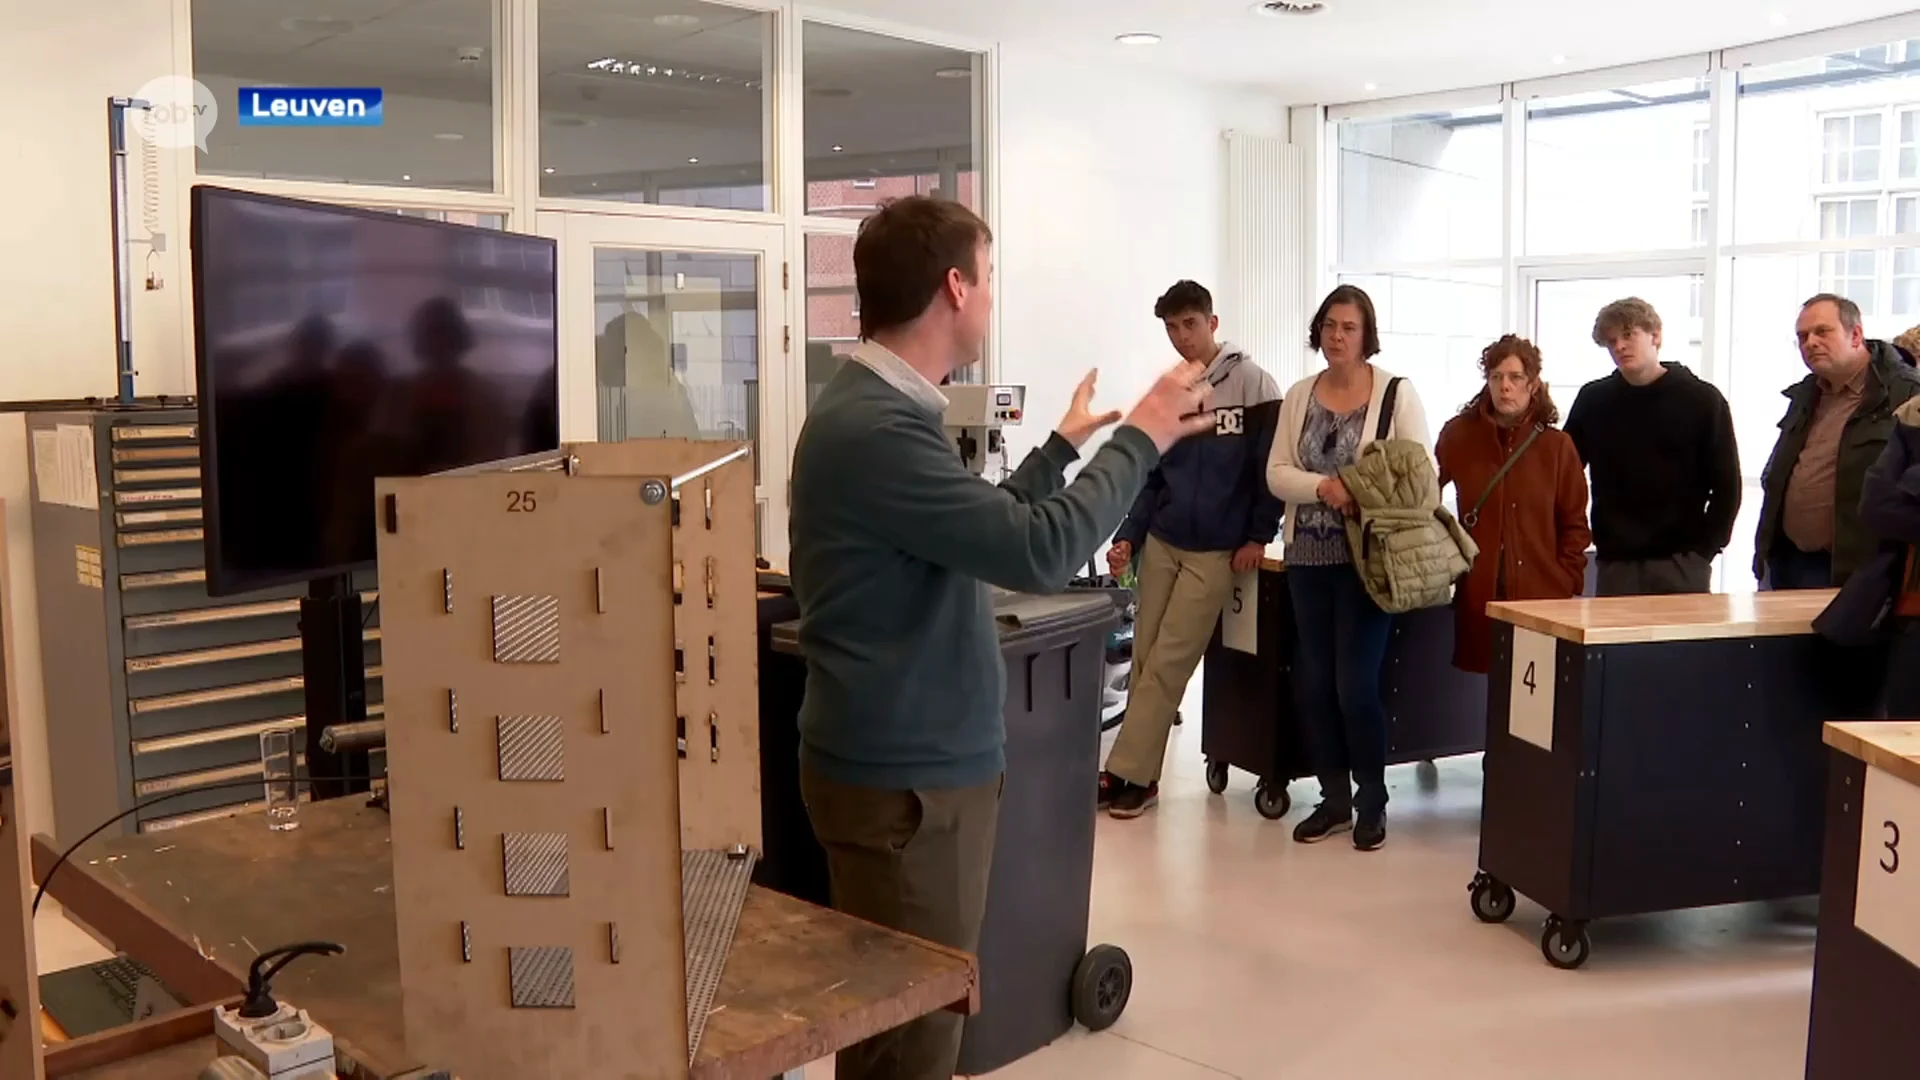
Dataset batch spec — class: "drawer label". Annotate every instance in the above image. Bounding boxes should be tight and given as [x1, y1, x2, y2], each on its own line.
[1507, 628, 1556, 752]
[1856, 764, 1920, 968]
[1221, 568, 1259, 655]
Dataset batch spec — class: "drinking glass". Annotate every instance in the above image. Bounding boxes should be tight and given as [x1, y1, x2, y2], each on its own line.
[260, 730, 300, 832]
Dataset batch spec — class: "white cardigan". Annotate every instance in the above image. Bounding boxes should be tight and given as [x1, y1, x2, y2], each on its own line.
[1266, 365, 1433, 547]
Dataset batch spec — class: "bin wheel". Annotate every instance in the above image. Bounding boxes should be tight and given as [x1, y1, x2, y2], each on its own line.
[1541, 916, 1591, 970]
[1253, 781, 1291, 820]
[1204, 760, 1229, 795]
[1071, 944, 1132, 1032]
[1468, 872, 1516, 924]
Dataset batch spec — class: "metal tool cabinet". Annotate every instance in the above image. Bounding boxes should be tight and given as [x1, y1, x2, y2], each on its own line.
[28, 407, 381, 845]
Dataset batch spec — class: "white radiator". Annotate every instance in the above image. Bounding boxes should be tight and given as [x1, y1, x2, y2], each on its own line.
[1225, 132, 1312, 388]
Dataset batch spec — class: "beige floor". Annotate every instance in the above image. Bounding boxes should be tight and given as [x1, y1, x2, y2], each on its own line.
[809, 683, 1819, 1079]
[34, 686, 1819, 1079]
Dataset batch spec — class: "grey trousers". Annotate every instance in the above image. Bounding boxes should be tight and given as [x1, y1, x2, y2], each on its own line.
[1595, 552, 1712, 597]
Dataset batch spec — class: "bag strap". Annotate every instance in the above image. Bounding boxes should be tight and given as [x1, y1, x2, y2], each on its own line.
[1464, 423, 1544, 527]
[1374, 376, 1403, 442]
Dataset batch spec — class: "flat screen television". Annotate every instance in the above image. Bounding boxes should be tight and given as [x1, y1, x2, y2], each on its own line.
[191, 185, 560, 596]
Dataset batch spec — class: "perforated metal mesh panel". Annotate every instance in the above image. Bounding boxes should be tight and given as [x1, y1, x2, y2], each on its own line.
[682, 849, 756, 1061]
[490, 594, 560, 663]
[508, 946, 575, 1009]
[496, 715, 564, 782]
[502, 832, 570, 897]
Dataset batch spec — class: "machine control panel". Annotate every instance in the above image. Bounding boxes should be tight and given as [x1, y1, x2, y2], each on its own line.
[943, 384, 1026, 426]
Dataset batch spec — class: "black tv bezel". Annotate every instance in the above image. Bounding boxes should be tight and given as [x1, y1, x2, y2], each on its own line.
[189, 183, 561, 597]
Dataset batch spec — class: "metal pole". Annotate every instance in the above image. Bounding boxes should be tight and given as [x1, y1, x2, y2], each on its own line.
[106, 97, 149, 404]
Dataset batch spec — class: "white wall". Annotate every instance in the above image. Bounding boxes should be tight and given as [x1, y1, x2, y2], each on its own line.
[0, 3, 192, 841]
[994, 45, 1287, 471]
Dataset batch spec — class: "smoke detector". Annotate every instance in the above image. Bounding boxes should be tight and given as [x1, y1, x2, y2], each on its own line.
[1253, 1, 1328, 14]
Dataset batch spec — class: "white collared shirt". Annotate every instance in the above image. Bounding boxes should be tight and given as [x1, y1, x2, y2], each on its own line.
[850, 340, 950, 416]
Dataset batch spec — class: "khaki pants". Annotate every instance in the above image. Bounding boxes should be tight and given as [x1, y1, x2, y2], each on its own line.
[1106, 535, 1237, 785]
[799, 763, 1002, 1080]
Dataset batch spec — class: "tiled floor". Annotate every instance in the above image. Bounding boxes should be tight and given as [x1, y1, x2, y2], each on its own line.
[808, 682, 1818, 1079]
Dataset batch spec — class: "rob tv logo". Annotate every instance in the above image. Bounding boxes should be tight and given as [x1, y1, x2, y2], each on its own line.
[237, 87, 384, 126]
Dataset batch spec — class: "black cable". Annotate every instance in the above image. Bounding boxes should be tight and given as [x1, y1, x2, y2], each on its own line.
[30, 773, 370, 918]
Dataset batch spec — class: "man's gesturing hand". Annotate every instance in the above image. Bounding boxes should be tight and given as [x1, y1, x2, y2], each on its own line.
[1056, 369, 1124, 449]
[1124, 360, 1216, 452]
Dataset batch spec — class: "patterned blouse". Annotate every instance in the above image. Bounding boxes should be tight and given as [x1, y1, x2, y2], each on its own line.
[1287, 394, 1368, 567]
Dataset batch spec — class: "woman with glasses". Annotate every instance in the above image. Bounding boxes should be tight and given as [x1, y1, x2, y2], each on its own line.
[1266, 284, 1430, 852]
[1434, 335, 1592, 678]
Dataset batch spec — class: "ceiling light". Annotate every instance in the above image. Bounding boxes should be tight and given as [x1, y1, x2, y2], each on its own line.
[543, 166, 556, 174]
[688, 157, 700, 164]
[1363, 82, 1377, 91]
[831, 144, 844, 152]
[1551, 54, 1567, 64]
[653, 13, 701, 27]
[1769, 11, 1790, 25]
[401, 174, 412, 181]
[1251, 1, 1327, 14]
[1115, 32, 1161, 46]
[934, 66, 972, 79]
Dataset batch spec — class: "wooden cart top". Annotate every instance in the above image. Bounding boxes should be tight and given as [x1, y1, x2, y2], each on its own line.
[1485, 589, 1838, 646]
[44, 798, 976, 1080]
[1825, 722, 1920, 789]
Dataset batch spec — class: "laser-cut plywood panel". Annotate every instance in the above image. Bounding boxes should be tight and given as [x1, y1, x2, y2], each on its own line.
[376, 473, 689, 1080]
[0, 501, 46, 1080]
[570, 441, 762, 854]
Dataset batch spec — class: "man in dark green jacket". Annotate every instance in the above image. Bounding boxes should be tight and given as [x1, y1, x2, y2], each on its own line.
[1755, 293, 1920, 589]
[788, 195, 1213, 1080]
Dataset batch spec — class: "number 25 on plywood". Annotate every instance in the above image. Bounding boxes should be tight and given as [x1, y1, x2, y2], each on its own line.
[1856, 766, 1920, 968]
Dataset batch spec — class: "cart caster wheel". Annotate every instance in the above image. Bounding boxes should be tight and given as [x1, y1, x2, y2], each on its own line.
[1071, 944, 1132, 1032]
[1205, 760, 1229, 795]
[1253, 781, 1291, 820]
[1468, 872, 1516, 924]
[1541, 916, 1591, 970]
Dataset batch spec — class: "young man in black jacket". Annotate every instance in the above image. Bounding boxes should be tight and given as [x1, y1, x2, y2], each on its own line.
[1099, 281, 1284, 819]
[1753, 294, 1920, 589]
[1564, 297, 1742, 596]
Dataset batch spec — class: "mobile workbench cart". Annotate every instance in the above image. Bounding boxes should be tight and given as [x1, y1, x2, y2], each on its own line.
[1804, 721, 1920, 1079]
[1471, 590, 1880, 970]
[1200, 558, 1486, 819]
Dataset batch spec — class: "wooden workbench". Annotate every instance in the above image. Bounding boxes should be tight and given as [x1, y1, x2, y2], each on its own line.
[1469, 589, 1875, 970]
[1806, 722, 1920, 1079]
[36, 798, 977, 1079]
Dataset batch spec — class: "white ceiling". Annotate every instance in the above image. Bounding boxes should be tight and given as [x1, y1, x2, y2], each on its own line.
[814, 0, 1920, 103]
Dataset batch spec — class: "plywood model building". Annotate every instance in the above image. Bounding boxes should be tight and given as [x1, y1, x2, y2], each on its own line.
[375, 442, 760, 1080]
[0, 501, 48, 1080]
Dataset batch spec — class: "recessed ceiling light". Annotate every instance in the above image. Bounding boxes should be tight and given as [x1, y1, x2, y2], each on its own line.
[432, 132, 465, 141]
[687, 157, 700, 164]
[401, 174, 412, 181]
[1251, 1, 1327, 14]
[1363, 82, 1377, 91]
[1115, 32, 1161, 46]
[543, 166, 556, 174]
[653, 13, 701, 27]
[934, 66, 972, 79]
[831, 144, 844, 152]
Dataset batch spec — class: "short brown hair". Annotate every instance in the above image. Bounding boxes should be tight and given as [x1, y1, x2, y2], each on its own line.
[1155, 280, 1213, 319]
[1802, 292, 1863, 336]
[1459, 334, 1560, 426]
[1308, 284, 1382, 359]
[853, 196, 992, 339]
[1894, 325, 1920, 361]
[1592, 297, 1662, 347]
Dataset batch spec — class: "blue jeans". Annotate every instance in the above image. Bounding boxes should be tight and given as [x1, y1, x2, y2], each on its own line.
[1287, 564, 1395, 816]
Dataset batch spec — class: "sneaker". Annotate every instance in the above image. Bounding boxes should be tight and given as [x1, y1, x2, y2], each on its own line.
[1353, 811, 1386, 851]
[1096, 771, 1120, 809]
[1291, 802, 1353, 843]
[1107, 781, 1159, 819]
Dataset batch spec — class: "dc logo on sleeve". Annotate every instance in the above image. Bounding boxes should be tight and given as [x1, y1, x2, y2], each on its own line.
[1214, 407, 1245, 436]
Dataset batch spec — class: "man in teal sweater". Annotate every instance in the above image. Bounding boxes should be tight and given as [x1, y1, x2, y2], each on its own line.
[790, 195, 1212, 1080]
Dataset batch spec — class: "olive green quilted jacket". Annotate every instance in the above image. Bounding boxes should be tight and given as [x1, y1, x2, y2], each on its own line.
[1338, 439, 1479, 614]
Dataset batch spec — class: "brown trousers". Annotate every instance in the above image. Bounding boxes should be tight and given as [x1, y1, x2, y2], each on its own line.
[799, 763, 1002, 1080]
[1106, 535, 1237, 785]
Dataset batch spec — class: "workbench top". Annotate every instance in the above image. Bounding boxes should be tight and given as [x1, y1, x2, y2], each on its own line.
[44, 798, 976, 1079]
[1824, 722, 1920, 790]
[1486, 589, 1837, 645]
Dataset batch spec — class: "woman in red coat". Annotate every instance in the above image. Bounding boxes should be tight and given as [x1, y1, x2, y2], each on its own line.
[1434, 335, 1593, 675]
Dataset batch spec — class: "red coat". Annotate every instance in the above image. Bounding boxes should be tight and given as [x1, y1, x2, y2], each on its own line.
[1435, 403, 1592, 674]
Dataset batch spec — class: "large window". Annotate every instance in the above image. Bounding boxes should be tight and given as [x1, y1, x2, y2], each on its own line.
[1525, 76, 1711, 255]
[1336, 105, 1502, 265]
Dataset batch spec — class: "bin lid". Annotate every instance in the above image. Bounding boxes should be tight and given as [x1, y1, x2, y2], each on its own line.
[770, 588, 1119, 656]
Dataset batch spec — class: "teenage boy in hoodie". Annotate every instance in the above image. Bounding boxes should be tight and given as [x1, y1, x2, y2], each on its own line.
[1100, 281, 1284, 818]
[1563, 297, 1742, 596]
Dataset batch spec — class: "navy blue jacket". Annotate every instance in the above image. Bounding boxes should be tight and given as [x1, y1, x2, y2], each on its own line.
[1115, 347, 1285, 555]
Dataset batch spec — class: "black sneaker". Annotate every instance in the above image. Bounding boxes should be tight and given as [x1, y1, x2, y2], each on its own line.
[1353, 811, 1386, 851]
[1108, 781, 1159, 819]
[1291, 802, 1353, 843]
[1096, 771, 1120, 809]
